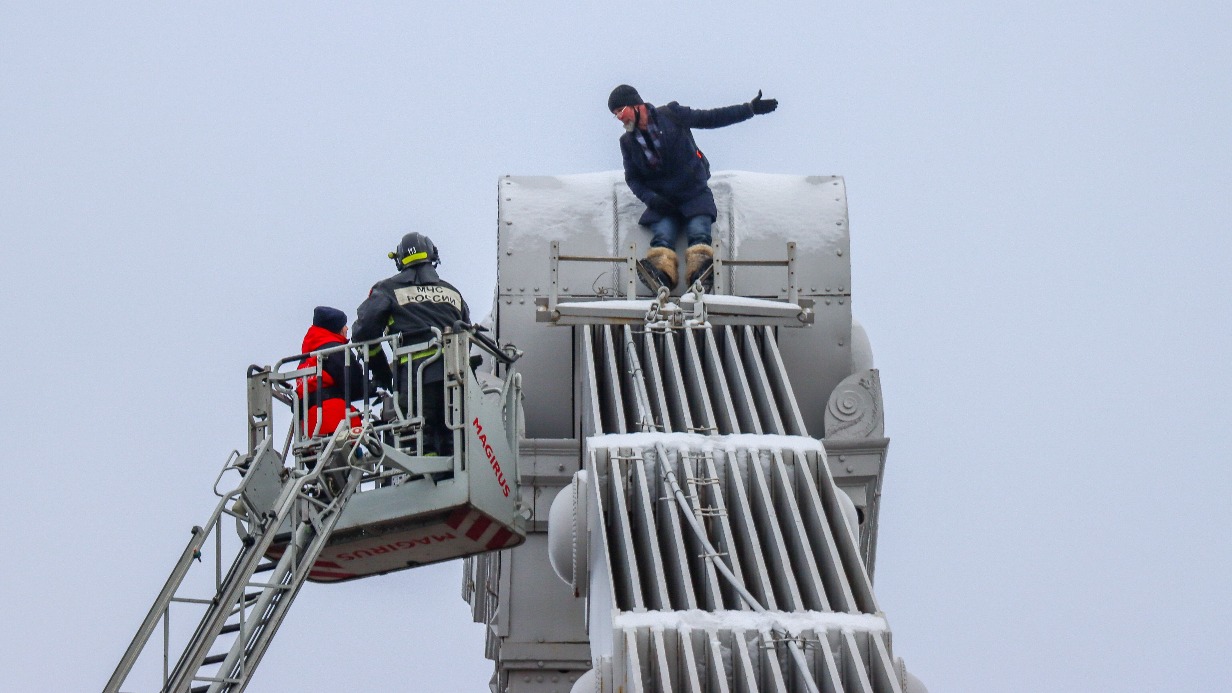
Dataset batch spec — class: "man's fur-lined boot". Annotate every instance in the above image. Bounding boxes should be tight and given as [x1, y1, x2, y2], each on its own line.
[685, 243, 714, 292]
[637, 246, 678, 293]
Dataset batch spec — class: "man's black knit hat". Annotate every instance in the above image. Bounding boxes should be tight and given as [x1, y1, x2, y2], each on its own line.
[312, 306, 348, 334]
[607, 84, 643, 112]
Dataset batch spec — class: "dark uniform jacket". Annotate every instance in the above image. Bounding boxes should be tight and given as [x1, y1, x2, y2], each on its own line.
[619, 101, 755, 226]
[353, 264, 470, 384]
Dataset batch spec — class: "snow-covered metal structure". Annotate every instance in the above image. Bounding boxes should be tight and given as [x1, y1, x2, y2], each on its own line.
[465, 171, 925, 692]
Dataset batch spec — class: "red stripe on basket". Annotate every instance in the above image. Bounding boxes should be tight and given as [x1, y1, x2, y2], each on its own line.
[486, 527, 514, 550]
[445, 508, 469, 530]
[466, 515, 493, 541]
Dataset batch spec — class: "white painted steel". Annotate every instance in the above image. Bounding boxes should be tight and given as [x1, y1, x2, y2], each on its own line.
[475, 172, 925, 692]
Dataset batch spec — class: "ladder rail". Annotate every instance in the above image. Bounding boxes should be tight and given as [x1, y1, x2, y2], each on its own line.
[205, 467, 364, 693]
[105, 430, 351, 693]
[163, 432, 353, 693]
[103, 439, 272, 693]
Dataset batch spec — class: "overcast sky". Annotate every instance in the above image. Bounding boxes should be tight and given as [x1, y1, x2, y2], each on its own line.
[2, 2, 1230, 692]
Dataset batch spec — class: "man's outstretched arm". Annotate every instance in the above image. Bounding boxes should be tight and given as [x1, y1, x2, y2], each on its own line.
[675, 90, 778, 129]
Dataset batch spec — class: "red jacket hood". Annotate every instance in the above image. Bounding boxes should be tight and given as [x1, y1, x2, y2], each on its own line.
[301, 324, 347, 353]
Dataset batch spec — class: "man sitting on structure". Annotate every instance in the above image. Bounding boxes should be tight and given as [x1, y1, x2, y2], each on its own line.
[353, 232, 470, 455]
[607, 84, 778, 292]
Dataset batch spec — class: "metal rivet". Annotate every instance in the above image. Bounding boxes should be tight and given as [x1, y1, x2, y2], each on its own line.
[839, 455, 846, 461]
[505, 220, 512, 225]
[846, 465, 854, 473]
[825, 299, 832, 305]
[838, 339, 845, 346]
[506, 250, 513, 256]
[837, 250, 843, 256]
[839, 299, 845, 305]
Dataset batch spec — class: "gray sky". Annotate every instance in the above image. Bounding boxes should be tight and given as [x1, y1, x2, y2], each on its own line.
[3, 2, 1230, 691]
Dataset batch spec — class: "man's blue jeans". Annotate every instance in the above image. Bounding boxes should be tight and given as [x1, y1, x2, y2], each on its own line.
[649, 214, 713, 249]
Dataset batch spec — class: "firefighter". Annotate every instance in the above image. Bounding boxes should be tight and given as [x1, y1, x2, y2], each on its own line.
[608, 84, 778, 292]
[353, 232, 470, 455]
[294, 306, 372, 437]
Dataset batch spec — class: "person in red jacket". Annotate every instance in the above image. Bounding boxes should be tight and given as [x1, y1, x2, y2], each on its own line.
[294, 306, 373, 437]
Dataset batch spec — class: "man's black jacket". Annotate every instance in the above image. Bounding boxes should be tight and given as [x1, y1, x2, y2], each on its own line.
[619, 101, 755, 226]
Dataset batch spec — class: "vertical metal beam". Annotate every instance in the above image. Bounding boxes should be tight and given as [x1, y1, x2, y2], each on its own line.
[809, 450, 879, 614]
[681, 328, 716, 434]
[640, 331, 673, 433]
[651, 628, 676, 693]
[661, 331, 695, 434]
[600, 325, 629, 434]
[840, 632, 875, 693]
[621, 326, 656, 432]
[651, 446, 698, 610]
[730, 631, 759, 693]
[814, 632, 847, 693]
[579, 326, 603, 438]
[700, 328, 738, 434]
[769, 451, 831, 611]
[549, 241, 560, 313]
[741, 326, 785, 435]
[607, 457, 646, 611]
[758, 630, 790, 693]
[676, 453, 724, 611]
[629, 454, 672, 610]
[701, 451, 747, 611]
[760, 328, 808, 436]
[626, 242, 638, 300]
[743, 449, 803, 610]
[704, 630, 732, 693]
[790, 449, 858, 613]
[719, 450, 777, 610]
[870, 633, 904, 693]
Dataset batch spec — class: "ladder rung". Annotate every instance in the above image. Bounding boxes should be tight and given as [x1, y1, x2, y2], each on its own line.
[220, 622, 242, 635]
[202, 653, 227, 665]
[191, 686, 210, 693]
[254, 561, 277, 573]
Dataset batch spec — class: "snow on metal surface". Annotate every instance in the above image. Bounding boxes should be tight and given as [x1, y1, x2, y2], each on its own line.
[613, 608, 889, 634]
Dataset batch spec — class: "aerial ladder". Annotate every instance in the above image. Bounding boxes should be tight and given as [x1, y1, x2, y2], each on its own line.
[106, 325, 526, 693]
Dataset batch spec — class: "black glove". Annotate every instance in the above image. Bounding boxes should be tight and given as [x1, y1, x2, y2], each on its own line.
[750, 90, 778, 115]
[646, 194, 674, 214]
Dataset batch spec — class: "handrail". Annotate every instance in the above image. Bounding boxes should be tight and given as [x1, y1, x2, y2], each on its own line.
[253, 324, 521, 471]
